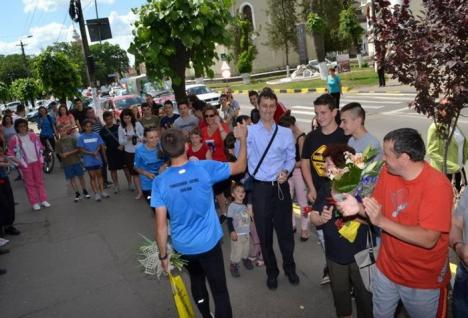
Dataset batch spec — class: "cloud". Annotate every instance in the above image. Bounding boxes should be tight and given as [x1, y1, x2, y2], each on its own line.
[0, 10, 137, 64]
[23, 0, 115, 13]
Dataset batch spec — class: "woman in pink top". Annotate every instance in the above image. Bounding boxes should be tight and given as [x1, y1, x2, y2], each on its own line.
[56, 105, 78, 136]
[7, 119, 50, 211]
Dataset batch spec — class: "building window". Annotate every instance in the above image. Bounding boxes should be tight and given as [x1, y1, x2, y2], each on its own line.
[239, 2, 255, 30]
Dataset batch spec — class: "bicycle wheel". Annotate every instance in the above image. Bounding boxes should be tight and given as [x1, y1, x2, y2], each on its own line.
[43, 150, 55, 173]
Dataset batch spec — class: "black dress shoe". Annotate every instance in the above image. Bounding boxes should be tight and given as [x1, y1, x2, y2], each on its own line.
[266, 276, 278, 290]
[5, 226, 20, 236]
[0, 268, 6, 275]
[286, 272, 300, 285]
[0, 248, 10, 255]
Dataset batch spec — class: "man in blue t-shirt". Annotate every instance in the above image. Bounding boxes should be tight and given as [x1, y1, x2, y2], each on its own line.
[151, 124, 247, 318]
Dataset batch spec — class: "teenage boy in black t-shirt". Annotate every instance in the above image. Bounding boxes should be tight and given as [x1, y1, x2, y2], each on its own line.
[301, 93, 348, 285]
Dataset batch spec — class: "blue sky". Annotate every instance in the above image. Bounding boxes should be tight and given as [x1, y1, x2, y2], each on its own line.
[0, 0, 148, 62]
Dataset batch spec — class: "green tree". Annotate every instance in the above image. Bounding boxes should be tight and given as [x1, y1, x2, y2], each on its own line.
[10, 78, 40, 106]
[0, 81, 10, 102]
[129, 0, 232, 100]
[338, 7, 364, 52]
[0, 54, 30, 85]
[236, 18, 257, 74]
[47, 42, 87, 87]
[302, 0, 351, 60]
[265, 0, 299, 66]
[306, 11, 326, 61]
[33, 50, 81, 100]
[90, 42, 129, 85]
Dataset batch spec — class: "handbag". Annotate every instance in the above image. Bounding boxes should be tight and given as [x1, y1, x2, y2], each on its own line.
[244, 124, 279, 192]
[168, 273, 195, 318]
[354, 226, 379, 293]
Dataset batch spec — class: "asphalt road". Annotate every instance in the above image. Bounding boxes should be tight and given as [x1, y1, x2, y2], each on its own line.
[0, 91, 462, 317]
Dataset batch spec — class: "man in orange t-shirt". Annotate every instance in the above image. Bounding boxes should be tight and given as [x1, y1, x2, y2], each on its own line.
[338, 128, 452, 318]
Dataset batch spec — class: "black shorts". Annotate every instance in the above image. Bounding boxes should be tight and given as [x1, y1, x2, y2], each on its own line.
[107, 149, 126, 171]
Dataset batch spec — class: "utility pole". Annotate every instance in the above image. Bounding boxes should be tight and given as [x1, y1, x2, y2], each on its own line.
[70, 0, 95, 88]
[17, 41, 27, 63]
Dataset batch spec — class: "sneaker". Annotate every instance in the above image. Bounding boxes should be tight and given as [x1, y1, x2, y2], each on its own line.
[0, 268, 6, 275]
[83, 190, 91, 199]
[41, 201, 51, 208]
[101, 191, 110, 198]
[229, 263, 240, 278]
[129, 183, 135, 192]
[242, 258, 254, 270]
[320, 267, 331, 285]
[4, 226, 20, 236]
[113, 186, 119, 194]
[74, 193, 81, 202]
[95, 193, 101, 202]
[0, 238, 9, 247]
[32, 203, 41, 211]
[255, 260, 264, 267]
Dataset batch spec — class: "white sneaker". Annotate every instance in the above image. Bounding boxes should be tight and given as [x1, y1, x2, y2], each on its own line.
[32, 203, 41, 211]
[101, 191, 110, 198]
[113, 186, 119, 194]
[0, 237, 9, 247]
[95, 193, 101, 202]
[41, 201, 51, 208]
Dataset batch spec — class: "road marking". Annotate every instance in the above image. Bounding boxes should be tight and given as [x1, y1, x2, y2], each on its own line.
[352, 93, 416, 97]
[341, 98, 404, 104]
[382, 106, 411, 115]
[292, 105, 384, 111]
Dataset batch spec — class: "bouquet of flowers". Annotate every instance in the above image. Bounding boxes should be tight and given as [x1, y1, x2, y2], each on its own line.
[137, 234, 187, 279]
[327, 146, 383, 242]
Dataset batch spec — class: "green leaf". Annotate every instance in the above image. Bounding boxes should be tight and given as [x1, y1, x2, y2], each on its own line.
[332, 165, 362, 193]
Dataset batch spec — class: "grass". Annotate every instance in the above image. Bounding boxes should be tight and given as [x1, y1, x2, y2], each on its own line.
[207, 66, 379, 92]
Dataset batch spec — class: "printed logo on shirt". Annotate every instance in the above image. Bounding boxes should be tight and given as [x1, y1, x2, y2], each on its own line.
[311, 144, 327, 177]
[83, 138, 98, 144]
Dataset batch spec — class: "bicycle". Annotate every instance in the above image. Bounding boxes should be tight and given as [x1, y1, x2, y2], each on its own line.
[42, 137, 55, 174]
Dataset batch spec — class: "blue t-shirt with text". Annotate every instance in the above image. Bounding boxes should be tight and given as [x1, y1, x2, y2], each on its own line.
[77, 132, 104, 167]
[151, 160, 231, 255]
[134, 144, 165, 190]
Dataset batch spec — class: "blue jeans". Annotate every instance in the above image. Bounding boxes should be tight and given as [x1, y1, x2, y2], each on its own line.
[453, 263, 468, 318]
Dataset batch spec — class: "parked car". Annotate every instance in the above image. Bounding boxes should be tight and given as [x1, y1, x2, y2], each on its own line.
[101, 95, 144, 122]
[2, 101, 22, 115]
[186, 84, 220, 108]
[27, 100, 57, 122]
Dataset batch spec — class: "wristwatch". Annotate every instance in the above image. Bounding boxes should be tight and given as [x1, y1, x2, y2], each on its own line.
[158, 253, 168, 260]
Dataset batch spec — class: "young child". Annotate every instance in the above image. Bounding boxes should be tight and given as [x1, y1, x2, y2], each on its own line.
[187, 127, 212, 160]
[227, 183, 253, 277]
[77, 119, 109, 201]
[55, 125, 90, 202]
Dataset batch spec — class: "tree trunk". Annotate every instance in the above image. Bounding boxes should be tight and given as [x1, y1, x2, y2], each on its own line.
[313, 32, 325, 61]
[168, 40, 189, 102]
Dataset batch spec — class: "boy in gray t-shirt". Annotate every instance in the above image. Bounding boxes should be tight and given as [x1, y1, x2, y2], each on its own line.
[227, 183, 253, 277]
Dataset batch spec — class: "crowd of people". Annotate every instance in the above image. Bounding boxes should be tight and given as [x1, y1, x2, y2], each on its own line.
[0, 85, 467, 318]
